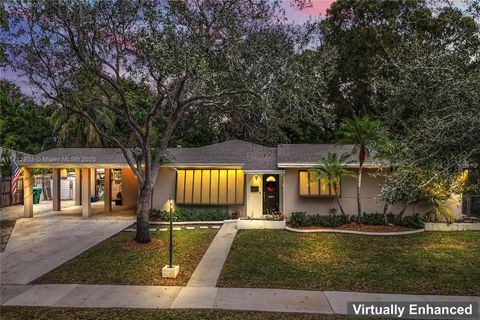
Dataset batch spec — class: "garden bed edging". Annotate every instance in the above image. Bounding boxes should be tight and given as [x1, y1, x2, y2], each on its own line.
[424, 222, 480, 231]
[284, 226, 424, 236]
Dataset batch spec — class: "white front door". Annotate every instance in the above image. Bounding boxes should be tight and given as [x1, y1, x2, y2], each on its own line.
[246, 174, 263, 218]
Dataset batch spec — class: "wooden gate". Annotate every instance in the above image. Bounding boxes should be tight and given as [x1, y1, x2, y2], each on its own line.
[0, 177, 24, 207]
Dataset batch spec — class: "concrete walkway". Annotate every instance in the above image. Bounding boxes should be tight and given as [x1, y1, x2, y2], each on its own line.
[186, 220, 237, 287]
[2, 284, 479, 316]
[0, 200, 76, 221]
[0, 217, 133, 285]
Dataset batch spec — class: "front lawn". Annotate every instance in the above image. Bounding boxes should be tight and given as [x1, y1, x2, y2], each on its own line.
[35, 229, 217, 286]
[0, 307, 383, 320]
[218, 230, 480, 296]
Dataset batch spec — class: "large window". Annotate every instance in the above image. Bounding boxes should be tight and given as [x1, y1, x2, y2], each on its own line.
[176, 169, 244, 205]
[298, 170, 340, 197]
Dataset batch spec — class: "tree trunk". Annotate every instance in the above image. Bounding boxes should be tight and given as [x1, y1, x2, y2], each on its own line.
[396, 203, 409, 224]
[334, 185, 345, 216]
[383, 202, 390, 226]
[356, 165, 363, 223]
[135, 181, 152, 243]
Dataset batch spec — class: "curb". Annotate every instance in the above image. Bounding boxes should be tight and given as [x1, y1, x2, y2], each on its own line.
[150, 221, 224, 225]
[285, 226, 425, 236]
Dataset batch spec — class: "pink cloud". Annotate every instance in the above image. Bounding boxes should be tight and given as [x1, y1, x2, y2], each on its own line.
[284, 0, 335, 23]
[301, 0, 336, 16]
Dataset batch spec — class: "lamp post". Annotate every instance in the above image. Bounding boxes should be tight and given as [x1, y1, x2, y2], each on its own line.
[169, 196, 173, 268]
[162, 196, 179, 278]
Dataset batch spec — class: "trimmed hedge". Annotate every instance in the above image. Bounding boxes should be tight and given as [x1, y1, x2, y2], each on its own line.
[290, 211, 424, 229]
[354, 213, 396, 225]
[290, 212, 350, 228]
[150, 208, 229, 222]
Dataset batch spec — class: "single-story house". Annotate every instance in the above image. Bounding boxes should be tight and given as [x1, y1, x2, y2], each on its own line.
[17, 139, 463, 219]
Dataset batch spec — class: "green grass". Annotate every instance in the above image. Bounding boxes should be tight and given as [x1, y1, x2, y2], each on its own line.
[0, 307, 386, 320]
[218, 230, 480, 296]
[35, 229, 217, 286]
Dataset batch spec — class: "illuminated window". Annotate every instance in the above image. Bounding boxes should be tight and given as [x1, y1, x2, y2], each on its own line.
[176, 169, 244, 205]
[298, 170, 340, 197]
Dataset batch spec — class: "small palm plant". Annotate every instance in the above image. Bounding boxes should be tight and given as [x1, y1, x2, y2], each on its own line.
[309, 152, 356, 216]
[425, 197, 457, 224]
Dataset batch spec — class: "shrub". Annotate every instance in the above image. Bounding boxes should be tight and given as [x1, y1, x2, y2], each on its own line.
[290, 212, 309, 227]
[291, 211, 424, 229]
[400, 214, 425, 229]
[290, 212, 349, 228]
[149, 208, 229, 222]
[360, 212, 396, 225]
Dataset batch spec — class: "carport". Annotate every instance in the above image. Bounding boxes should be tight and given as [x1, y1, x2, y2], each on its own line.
[17, 148, 138, 218]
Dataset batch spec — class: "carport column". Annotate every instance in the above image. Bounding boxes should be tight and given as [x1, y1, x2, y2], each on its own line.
[104, 168, 112, 212]
[75, 168, 82, 205]
[23, 167, 34, 218]
[81, 168, 92, 218]
[52, 168, 61, 211]
[90, 168, 96, 197]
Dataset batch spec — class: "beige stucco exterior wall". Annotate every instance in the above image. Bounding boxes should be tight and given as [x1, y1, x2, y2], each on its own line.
[149, 166, 463, 220]
[121, 168, 138, 209]
[283, 168, 385, 217]
[152, 167, 177, 211]
[282, 168, 462, 219]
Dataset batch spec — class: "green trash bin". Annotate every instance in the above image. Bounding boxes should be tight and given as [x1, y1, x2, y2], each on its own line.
[33, 186, 43, 204]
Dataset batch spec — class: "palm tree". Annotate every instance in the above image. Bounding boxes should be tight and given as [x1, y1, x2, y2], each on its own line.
[336, 115, 385, 222]
[51, 103, 113, 147]
[309, 152, 356, 216]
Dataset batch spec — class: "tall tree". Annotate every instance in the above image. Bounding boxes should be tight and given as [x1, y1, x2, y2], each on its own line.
[5, 0, 327, 242]
[320, 0, 430, 115]
[373, 2, 480, 183]
[336, 115, 385, 221]
[320, 0, 479, 117]
[0, 80, 54, 154]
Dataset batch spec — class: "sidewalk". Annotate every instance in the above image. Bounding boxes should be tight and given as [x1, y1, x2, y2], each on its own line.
[2, 284, 479, 316]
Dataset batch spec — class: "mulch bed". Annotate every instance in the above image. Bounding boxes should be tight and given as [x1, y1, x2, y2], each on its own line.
[295, 223, 415, 232]
[118, 238, 165, 250]
[1, 220, 17, 252]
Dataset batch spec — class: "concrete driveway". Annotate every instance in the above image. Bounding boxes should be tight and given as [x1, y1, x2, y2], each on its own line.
[0, 217, 133, 285]
[0, 200, 76, 221]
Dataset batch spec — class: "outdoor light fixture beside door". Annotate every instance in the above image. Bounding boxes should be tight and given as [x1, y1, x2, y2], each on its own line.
[162, 196, 179, 278]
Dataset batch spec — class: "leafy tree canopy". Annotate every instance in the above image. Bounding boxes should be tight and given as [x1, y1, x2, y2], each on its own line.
[320, 0, 479, 117]
[0, 80, 54, 154]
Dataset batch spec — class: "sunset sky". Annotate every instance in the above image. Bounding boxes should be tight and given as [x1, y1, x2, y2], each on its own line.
[1, 0, 337, 98]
